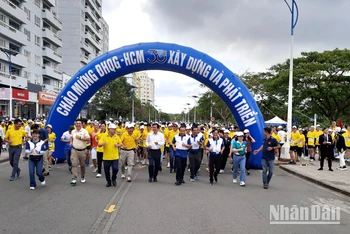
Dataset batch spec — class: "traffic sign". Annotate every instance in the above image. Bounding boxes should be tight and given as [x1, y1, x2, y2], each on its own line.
[210, 116, 215, 122]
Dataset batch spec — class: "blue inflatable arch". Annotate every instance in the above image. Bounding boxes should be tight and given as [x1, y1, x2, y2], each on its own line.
[47, 42, 265, 169]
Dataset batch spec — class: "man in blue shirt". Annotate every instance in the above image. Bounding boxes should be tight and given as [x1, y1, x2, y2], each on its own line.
[33, 124, 49, 176]
[254, 127, 280, 189]
[206, 129, 224, 185]
[172, 126, 191, 186]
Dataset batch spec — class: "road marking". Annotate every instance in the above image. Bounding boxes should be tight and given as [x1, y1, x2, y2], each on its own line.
[104, 205, 116, 213]
[138, 165, 147, 168]
[102, 173, 138, 234]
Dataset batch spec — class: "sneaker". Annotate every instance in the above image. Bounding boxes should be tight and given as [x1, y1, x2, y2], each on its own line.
[190, 178, 195, 182]
[340, 166, 347, 171]
[188, 168, 190, 172]
[167, 162, 170, 168]
[41, 180, 46, 186]
[81, 177, 86, 183]
[70, 179, 77, 185]
[219, 169, 224, 174]
[137, 159, 140, 163]
[233, 179, 237, 184]
[247, 170, 250, 175]
[263, 185, 268, 189]
[125, 166, 128, 170]
[17, 168, 21, 178]
[29, 187, 35, 190]
[10, 176, 15, 181]
[240, 181, 246, 186]
[93, 168, 98, 173]
[142, 160, 145, 165]
[127, 176, 131, 182]
[194, 176, 199, 180]
[96, 173, 102, 178]
[210, 182, 213, 185]
[121, 174, 126, 179]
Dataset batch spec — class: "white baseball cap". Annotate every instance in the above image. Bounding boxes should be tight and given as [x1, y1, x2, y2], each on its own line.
[292, 126, 297, 129]
[236, 132, 244, 137]
[243, 129, 250, 134]
[140, 126, 145, 129]
[109, 123, 116, 129]
[28, 119, 33, 123]
[335, 127, 341, 133]
[278, 126, 283, 129]
[46, 124, 52, 129]
[224, 129, 230, 134]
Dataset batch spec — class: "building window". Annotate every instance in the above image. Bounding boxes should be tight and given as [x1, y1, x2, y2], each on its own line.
[35, 55, 41, 66]
[24, 29, 31, 41]
[35, 0, 41, 7]
[0, 38, 5, 47]
[35, 35, 41, 46]
[24, 50, 31, 62]
[24, 8, 31, 20]
[35, 15, 41, 27]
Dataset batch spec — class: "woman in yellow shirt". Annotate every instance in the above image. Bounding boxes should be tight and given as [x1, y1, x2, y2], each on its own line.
[46, 125, 56, 169]
[297, 129, 306, 160]
[343, 126, 350, 160]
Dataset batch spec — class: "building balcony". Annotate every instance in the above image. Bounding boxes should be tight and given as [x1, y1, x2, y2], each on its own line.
[1, 0, 27, 23]
[42, 66, 62, 80]
[84, 32, 101, 51]
[86, 0, 102, 18]
[42, 28, 62, 47]
[42, 83, 60, 93]
[84, 5, 101, 28]
[42, 9, 62, 30]
[80, 54, 91, 64]
[43, 0, 55, 7]
[81, 41, 93, 54]
[0, 71, 27, 89]
[0, 21, 27, 45]
[0, 49, 28, 67]
[96, 0, 102, 7]
[42, 46, 62, 63]
[85, 19, 101, 40]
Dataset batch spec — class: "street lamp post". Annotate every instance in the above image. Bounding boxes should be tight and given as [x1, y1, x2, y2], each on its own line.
[189, 95, 199, 123]
[186, 103, 191, 123]
[154, 105, 158, 122]
[210, 91, 213, 122]
[0, 48, 18, 119]
[147, 99, 152, 123]
[129, 85, 137, 122]
[283, 0, 299, 157]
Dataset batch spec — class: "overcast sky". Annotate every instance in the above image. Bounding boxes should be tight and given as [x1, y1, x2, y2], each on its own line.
[102, 0, 349, 114]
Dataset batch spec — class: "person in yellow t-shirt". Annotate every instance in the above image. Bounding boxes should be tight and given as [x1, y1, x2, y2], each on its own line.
[4, 119, 28, 180]
[272, 127, 281, 158]
[228, 128, 235, 139]
[164, 124, 172, 168]
[289, 126, 300, 164]
[95, 123, 107, 178]
[116, 122, 124, 137]
[307, 126, 317, 161]
[168, 123, 179, 173]
[119, 125, 138, 182]
[98, 123, 122, 187]
[343, 126, 350, 160]
[46, 124, 56, 168]
[315, 125, 323, 155]
[297, 129, 305, 159]
[137, 126, 147, 164]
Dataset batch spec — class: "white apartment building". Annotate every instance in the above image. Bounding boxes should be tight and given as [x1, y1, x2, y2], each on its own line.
[132, 71, 155, 104]
[57, 0, 109, 77]
[0, 0, 63, 119]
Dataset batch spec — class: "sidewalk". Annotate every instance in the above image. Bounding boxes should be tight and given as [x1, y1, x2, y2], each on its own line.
[0, 150, 9, 164]
[280, 160, 350, 196]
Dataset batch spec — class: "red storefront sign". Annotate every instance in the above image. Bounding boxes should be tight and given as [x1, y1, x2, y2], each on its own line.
[38, 92, 57, 105]
[12, 88, 28, 101]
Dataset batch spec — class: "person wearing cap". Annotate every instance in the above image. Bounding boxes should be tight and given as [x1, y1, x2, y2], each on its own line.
[307, 126, 317, 161]
[318, 127, 334, 171]
[61, 125, 75, 173]
[137, 125, 147, 165]
[25, 130, 47, 190]
[168, 123, 179, 173]
[146, 123, 165, 182]
[335, 127, 347, 170]
[69, 119, 91, 186]
[187, 125, 204, 182]
[96, 123, 107, 177]
[277, 126, 286, 160]
[271, 127, 281, 160]
[253, 127, 280, 189]
[230, 131, 247, 186]
[243, 129, 256, 175]
[219, 129, 232, 174]
[98, 123, 122, 187]
[288, 126, 300, 164]
[4, 119, 28, 181]
[206, 129, 224, 185]
[119, 124, 138, 182]
[297, 129, 305, 160]
[46, 124, 56, 170]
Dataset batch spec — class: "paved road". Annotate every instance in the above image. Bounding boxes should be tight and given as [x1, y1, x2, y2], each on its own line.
[0, 158, 349, 234]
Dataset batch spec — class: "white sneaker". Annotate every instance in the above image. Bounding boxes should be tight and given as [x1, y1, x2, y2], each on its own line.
[167, 162, 170, 168]
[137, 159, 140, 163]
[96, 173, 102, 178]
[127, 176, 131, 182]
[81, 177, 86, 183]
[219, 169, 224, 174]
[121, 174, 126, 179]
[188, 168, 190, 172]
[142, 160, 145, 165]
[233, 179, 237, 184]
[70, 179, 77, 185]
[93, 168, 98, 173]
[41, 180, 46, 186]
[240, 181, 246, 186]
[125, 166, 128, 170]
[340, 166, 347, 171]
[29, 187, 35, 190]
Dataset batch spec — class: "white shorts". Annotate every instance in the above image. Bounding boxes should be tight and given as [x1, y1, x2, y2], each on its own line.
[91, 148, 97, 160]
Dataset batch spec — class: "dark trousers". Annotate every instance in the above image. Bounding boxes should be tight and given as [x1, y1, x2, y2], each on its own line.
[189, 151, 201, 179]
[209, 154, 220, 183]
[9, 146, 22, 178]
[278, 143, 284, 158]
[320, 149, 332, 169]
[148, 149, 161, 179]
[175, 156, 187, 182]
[97, 152, 103, 174]
[104, 160, 119, 183]
[64, 149, 72, 168]
[245, 152, 251, 170]
[169, 148, 175, 169]
[220, 152, 229, 170]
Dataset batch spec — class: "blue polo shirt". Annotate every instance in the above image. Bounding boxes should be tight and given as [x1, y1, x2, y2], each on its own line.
[262, 136, 279, 161]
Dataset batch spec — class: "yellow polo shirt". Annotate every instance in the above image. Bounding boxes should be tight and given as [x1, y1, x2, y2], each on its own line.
[138, 130, 147, 147]
[315, 130, 323, 145]
[307, 131, 316, 146]
[48, 132, 56, 150]
[96, 130, 107, 153]
[298, 134, 305, 147]
[228, 131, 235, 139]
[5, 128, 27, 146]
[290, 131, 301, 146]
[343, 131, 350, 147]
[121, 132, 137, 149]
[168, 129, 179, 146]
[99, 134, 121, 160]
[272, 133, 281, 143]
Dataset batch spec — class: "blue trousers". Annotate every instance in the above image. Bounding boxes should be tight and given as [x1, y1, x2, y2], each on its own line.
[9, 146, 22, 178]
[28, 158, 45, 187]
[233, 156, 246, 182]
[262, 158, 274, 185]
[104, 160, 119, 183]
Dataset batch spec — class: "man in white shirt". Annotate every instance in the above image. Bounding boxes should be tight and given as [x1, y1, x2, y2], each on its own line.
[277, 126, 286, 160]
[146, 123, 165, 182]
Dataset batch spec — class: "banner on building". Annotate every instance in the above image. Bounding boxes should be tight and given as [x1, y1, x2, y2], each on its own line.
[38, 92, 57, 105]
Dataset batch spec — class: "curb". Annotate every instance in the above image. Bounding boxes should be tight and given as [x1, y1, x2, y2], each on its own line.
[0, 158, 9, 164]
[279, 165, 350, 197]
